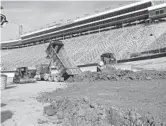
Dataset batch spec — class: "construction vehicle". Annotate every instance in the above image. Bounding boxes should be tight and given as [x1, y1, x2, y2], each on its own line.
[98, 53, 117, 71]
[13, 67, 36, 84]
[35, 40, 63, 82]
[43, 40, 82, 81]
[35, 64, 50, 81]
[100, 53, 117, 65]
[34, 64, 64, 82]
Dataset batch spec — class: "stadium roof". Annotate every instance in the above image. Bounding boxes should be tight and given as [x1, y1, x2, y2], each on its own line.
[148, 3, 166, 11]
[21, 25, 58, 38]
[21, 0, 152, 38]
[1, 39, 21, 44]
[74, 0, 152, 22]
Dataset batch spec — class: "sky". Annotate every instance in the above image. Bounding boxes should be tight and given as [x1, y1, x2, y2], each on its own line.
[1, 0, 163, 41]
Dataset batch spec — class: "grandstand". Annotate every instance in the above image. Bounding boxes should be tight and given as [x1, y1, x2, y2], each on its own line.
[1, 0, 154, 47]
[146, 31, 166, 50]
[1, 43, 49, 71]
[63, 21, 166, 65]
[1, 0, 166, 71]
[1, 21, 166, 71]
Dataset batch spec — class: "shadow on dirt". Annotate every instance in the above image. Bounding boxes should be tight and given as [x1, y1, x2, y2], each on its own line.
[1, 110, 13, 123]
[1, 103, 7, 107]
[5, 85, 17, 89]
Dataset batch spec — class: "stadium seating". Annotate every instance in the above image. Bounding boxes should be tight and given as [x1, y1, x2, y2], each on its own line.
[63, 22, 166, 65]
[0, 49, 15, 58]
[1, 43, 50, 71]
[1, 21, 166, 71]
[146, 32, 166, 51]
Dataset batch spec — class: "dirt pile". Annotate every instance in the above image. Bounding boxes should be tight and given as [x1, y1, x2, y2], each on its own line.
[66, 67, 166, 82]
[43, 96, 109, 125]
[38, 96, 165, 126]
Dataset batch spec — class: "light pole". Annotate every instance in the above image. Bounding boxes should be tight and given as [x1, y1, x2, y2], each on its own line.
[19, 24, 23, 38]
[8, 21, 23, 39]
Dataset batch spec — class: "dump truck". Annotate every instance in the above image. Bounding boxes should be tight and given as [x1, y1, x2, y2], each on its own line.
[35, 64, 51, 81]
[35, 64, 64, 82]
[44, 40, 82, 81]
[34, 40, 66, 82]
[13, 67, 36, 84]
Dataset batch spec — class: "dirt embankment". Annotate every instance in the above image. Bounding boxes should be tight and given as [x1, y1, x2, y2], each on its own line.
[66, 67, 166, 82]
[36, 68, 166, 126]
[37, 96, 165, 126]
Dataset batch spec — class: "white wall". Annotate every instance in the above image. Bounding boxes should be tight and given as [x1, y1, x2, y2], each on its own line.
[2, 72, 15, 78]
[51, 69, 59, 74]
[79, 66, 97, 72]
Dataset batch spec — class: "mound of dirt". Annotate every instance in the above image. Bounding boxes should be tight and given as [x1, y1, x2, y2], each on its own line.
[39, 96, 165, 126]
[66, 67, 166, 82]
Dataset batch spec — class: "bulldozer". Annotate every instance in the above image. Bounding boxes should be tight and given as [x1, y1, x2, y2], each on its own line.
[98, 53, 117, 71]
[13, 67, 36, 84]
[100, 53, 117, 65]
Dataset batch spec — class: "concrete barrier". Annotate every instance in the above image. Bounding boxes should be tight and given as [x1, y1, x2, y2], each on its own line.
[1, 74, 7, 90]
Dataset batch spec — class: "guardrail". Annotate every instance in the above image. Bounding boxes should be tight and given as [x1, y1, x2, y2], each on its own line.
[118, 48, 166, 63]
[130, 47, 166, 58]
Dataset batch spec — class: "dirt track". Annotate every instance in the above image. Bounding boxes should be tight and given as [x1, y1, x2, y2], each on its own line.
[1, 78, 166, 125]
[1, 81, 66, 126]
[1, 66, 166, 126]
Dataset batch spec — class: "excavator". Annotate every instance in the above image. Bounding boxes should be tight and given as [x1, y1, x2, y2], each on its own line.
[13, 67, 36, 84]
